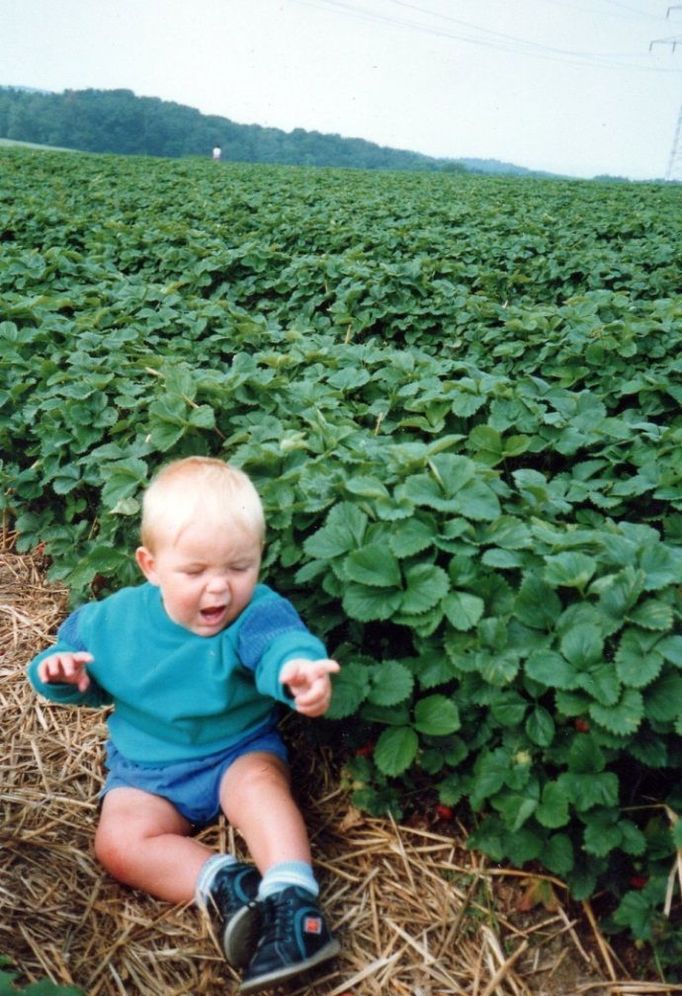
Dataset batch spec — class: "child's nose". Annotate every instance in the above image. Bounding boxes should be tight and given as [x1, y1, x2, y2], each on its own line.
[207, 573, 229, 593]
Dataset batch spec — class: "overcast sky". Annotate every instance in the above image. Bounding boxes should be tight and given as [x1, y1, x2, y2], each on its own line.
[2, 0, 681, 179]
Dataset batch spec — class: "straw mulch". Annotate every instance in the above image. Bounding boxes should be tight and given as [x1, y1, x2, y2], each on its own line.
[1, 534, 678, 996]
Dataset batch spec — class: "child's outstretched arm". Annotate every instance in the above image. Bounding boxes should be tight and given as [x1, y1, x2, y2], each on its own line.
[37, 651, 94, 693]
[279, 658, 340, 717]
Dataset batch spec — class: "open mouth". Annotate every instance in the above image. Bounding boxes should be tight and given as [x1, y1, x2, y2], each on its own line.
[200, 605, 227, 626]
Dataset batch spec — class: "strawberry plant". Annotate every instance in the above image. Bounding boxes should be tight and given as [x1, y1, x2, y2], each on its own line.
[1, 146, 680, 970]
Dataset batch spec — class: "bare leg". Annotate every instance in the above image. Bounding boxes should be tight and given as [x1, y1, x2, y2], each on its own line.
[94, 786, 213, 903]
[219, 752, 311, 872]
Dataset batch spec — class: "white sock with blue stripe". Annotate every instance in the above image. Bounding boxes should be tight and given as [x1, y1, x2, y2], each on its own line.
[194, 853, 238, 909]
[257, 860, 319, 900]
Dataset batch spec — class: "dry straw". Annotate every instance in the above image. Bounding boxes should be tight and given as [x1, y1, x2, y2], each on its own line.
[1, 534, 677, 995]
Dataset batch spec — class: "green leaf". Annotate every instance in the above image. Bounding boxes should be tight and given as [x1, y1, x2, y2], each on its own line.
[414, 694, 460, 735]
[374, 726, 419, 776]
[361, 702, 411, 726]
[489, 689, 528, 726]
[620, 820, 647, 856]
[52, 464, 81, 495]
[415, 650, 459, 689]
[656, 634, 682, 667]
[326, 661, 370, 719]
[514, 574, 562, 630]
[506, 827, 544, 864]
[555, 689, 593, 717]
[526, 705, 555, 746]
[568, 734, 605, 773]
[303, 502, 367, 560]
[589, 688, 644, 735]
[455, 480, 501, 521]
[147, 396, 188, 449]
[468, 425, 505, 466]
[478, 649, 520, 687]
[345, 475, 390, 499]
[644, 672, 682, 722]
[399, 454, 475, 510]
[544, 552, 596, 589]
[388, 516, 437, 557]
[536, 781, 570, 828]
[400, 563, 449, 615]
[342, 583, 403, 621]
[482, 516, 532, 550]
[525, 649, 578, 690]
[471, 749, 510, 806]
[443, 590, 484, 631]
[110, 496, 141, 516]
[583, 815, 622, 857]
[492, 790, 538, 831]
[557, 770, 619, 811]
[543, 834, 574, 875]
[599, 566, 646, 619]
[101, 457, 148, 508]
[345, 545, 402, 588]
[639, 544, 682, 591]
[437, 771, 466, 806]
[482, 548, 526, 569]
[578, 664, 621, 707]
[188, 403, 216, 429]
[560, 625, 603, 668]
[627, 598, 674, 631]
[450, 390, 487, 418]
[367, 661, 414, 707]
[615, 629, 664, 688]
[613, 890, 657, 940]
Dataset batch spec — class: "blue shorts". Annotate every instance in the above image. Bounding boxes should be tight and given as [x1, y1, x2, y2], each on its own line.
[101, 726, 289, 825]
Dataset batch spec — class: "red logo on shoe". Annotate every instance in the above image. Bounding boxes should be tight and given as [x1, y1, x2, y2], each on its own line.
[304, 916, 323, 935]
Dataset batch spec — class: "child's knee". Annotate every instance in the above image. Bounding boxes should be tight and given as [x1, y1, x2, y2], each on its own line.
[94, 819, 130, 879]
[223, 753, 291, 808]
[94, 808, 150, 879]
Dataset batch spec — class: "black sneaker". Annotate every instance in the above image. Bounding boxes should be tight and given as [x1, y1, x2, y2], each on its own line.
[240, 886, 340, 994]
[204, 862, 261, 969]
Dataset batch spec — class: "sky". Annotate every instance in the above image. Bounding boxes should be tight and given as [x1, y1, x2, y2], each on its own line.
[2, 0, 681, 179]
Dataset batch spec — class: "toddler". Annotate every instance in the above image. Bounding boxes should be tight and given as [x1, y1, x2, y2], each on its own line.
[27, 456, 341, 993]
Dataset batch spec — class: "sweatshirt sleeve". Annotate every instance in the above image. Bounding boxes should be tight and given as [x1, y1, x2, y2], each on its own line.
[26, 606, 113, 708]
[237, 595, 327, 704]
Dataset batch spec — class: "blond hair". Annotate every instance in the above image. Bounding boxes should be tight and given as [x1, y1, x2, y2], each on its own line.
[140, 457, 265, 552]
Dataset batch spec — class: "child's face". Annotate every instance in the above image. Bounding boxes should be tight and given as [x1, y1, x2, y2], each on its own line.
[136, 519, 262, 637]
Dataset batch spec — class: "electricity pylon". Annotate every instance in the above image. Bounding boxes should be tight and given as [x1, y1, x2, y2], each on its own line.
[650, 6, 682, 179]
[666, 103, 682, 179]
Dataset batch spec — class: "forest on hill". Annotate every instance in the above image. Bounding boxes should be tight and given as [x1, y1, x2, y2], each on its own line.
[0, 85, 544, 174]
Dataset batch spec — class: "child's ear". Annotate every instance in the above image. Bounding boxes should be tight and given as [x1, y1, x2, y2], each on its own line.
[135, 546, 159, 584]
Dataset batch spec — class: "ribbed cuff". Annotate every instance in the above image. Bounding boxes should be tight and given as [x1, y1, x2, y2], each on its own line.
[257, 860, 319, 900]
[194, 853, 238, 909]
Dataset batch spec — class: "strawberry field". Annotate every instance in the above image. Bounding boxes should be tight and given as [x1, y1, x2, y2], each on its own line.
[1, 147, 681, 971]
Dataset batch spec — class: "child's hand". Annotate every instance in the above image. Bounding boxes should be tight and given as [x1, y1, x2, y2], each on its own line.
[280, 658, 340, 717]
[37, 651, 94, 693]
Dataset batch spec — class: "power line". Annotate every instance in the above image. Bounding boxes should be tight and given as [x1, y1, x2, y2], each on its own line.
[600, 0, 664, 17]
[385, 0, 668, 58]
[292, 0, 682, 73]
[542, 0, 662, 23]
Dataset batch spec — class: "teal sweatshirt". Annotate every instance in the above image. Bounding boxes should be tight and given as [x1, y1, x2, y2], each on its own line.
[26, 582, 326, 763]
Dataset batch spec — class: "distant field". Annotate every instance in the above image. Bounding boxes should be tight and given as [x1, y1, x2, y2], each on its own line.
[0, 137, 75, 152]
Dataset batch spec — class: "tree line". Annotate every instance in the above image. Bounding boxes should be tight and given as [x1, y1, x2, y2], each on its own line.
[0, 86, 470, 171]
